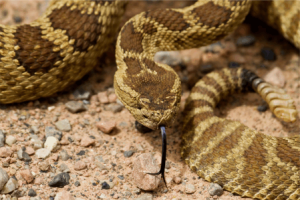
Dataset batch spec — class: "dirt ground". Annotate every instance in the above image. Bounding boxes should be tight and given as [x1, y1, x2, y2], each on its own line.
[0, 1, 299, 200]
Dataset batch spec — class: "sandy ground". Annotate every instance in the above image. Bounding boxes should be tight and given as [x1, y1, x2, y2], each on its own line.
[0, 1, 299, 200]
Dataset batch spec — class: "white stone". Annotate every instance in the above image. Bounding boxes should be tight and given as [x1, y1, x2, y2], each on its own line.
[35, 148, 51, 159]
[5, 135, 16, 146]
[45, 136, 59, 152]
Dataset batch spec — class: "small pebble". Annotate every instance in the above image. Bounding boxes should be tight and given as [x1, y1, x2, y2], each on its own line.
[31, 126, 39, 134]
[117, 175, 124, 180]
[108, 93, 117, 103]
[101, 181, 110, 189]
[26, 147, 35, 155]
[96, 121, 116, 134]
[134, 193, 153, 200]
[185, 184, 196, 194]
[73, 88, 91, 100]
[0, 167, 9, 190]
[208, 183, 223, 196]
[236, 35, 256, 46]
[20, 169, 34, 183]
[28, 189, 37, 197]
[59, 163, 70, 173]
[48, 172, 70, 188]
[55, 119, 71, 132]
[124, 150, 134, 158]
[13, 15, 22, 23]
[35, 148, 51, 159]
[74, 161, 87, 171]
[257, 104, 268, 112]
[5, 135, 16, 146]
[261, 47, 276, 61]
[76, 150, 85, 156]
[59, 150, 70, 161]
[1, 177, 18, 194]
[45, 136, 59, 152]
[0, 130, 5, 147]
[80, 135, 95, 147]
[135, 121, 152, 133]
[0, 147, 13, 158]
[65, 101, 87, 113]
[17, 148, 32, 162]
[54, 190, 74, 200]
[105, 103, 123, 113]
[173, 177, 182, 184]
[45, 126, 62, 141]
[30, 135, 43, 149]
[74, 181, 81, 187]
[98, 91, 109, 104]
[39, 160, 50, 171]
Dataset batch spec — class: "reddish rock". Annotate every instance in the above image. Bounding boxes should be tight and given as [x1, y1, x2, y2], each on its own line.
[132, 153, 160, 191]
[97, 91, 109, 104]
[74, 161, 87, 171]
[34, 177, 43, 185]
[20, 169, 34, 183]
[25, 147, 35, 155]
[96, 121, 116, 134]
[54, 190, 75, 200]
[0, 147, 13, 158]
[108, 93, 117, 103]
[174, 176, 182, 184]
[80, 135, 95, 147]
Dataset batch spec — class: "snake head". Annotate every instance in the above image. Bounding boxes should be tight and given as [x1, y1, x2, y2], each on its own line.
[136, 92, 181, 129]
[114, 59, 182, 130]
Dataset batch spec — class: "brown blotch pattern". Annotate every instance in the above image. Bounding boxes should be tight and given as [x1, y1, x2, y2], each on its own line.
[120, 22, 144, 53]
[201, 76, 224, 97]
[145, 9, 189, 31]
[48, 5, 101, 52]
[208, 124, 246, 184]
[276, 137, 300, 169]
[142, 22, 157, 35]
[123, 57, 176, 110]
[234, 133, 268, 195]
[184, 120, 232, 164]
[192, 2, 232, 27]
[192, 86, 217, 101]
[14, 25, 61, 76]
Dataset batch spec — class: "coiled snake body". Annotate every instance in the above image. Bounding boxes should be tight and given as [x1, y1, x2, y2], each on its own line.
[0, 0, 299, 199]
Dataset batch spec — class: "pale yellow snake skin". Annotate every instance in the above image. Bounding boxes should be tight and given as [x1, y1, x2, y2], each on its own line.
[0, 0, 299, 199]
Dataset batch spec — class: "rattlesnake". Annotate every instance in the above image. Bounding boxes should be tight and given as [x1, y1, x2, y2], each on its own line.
[0, 0, 299, 199]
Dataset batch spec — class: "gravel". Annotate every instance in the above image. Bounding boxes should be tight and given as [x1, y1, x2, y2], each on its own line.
[0, 130, 5, 147]
[48, 173, 70, 188]
[208, 183, 223, 196]
[236, 35, 256, 46]
[261, 47, 277, 61]
[55, 119, 71, 132]
[65, 101, 88, 113]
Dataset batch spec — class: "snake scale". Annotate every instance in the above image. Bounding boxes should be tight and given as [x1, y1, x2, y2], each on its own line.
[0, 0, 299, 199]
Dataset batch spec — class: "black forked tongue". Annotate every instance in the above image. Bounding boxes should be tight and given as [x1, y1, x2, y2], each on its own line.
[147, 126, 167, 188]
